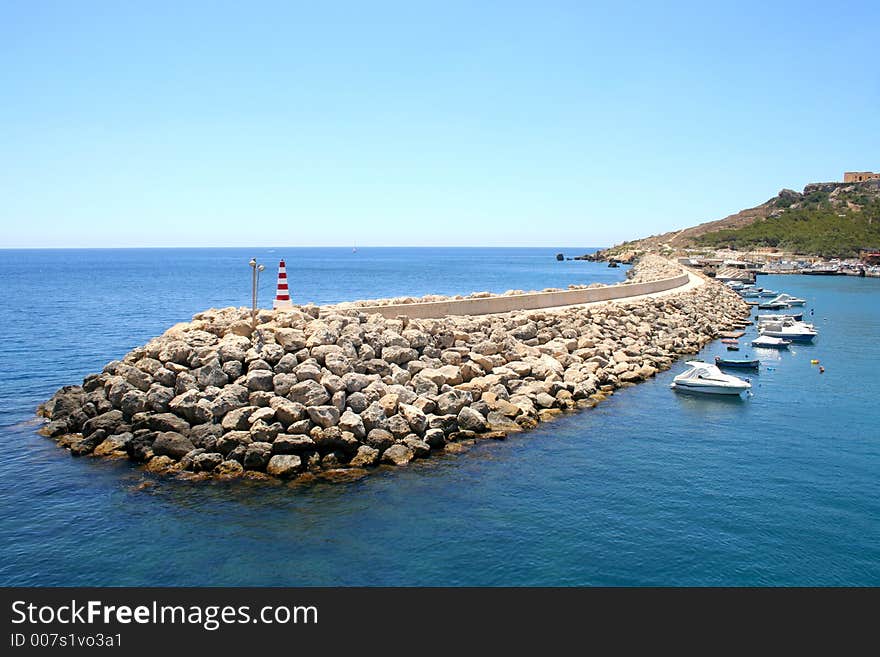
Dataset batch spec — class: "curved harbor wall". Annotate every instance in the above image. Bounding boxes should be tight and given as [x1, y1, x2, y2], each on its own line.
[35, 258, 749, 484]
[354, 272, 691, 318]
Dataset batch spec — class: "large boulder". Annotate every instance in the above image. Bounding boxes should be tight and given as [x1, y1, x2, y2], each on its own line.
[221, 406, 257, 431]
[341, 373, 372, 393]
[243, 442, 273, 470]
[435, 390, 472, 416]
[360, 402, 388, 432]
[294, 362, 322, 382]
[93, 432, 132, 457]
[272, 434, 316, 454]
[189, 423, 224, 450]
[82, 410, 123, 437]
[269, 397, 307, 426]
[158, 340, 192, 365]
[307, 405, 340, 429]
[119, 390, 148, 418]
[193, 452, 224, 472]
[70, 430, 107, 456]
[288, 380, 331, 407]
[381, 346, 419, 365]
[366, 428, 394, 452]
[398, 403, 427, 435]
[338, 410, 366, 439]
[349, 445, 379, 467]
[146, 384, 175, 413]
[381, 444, 414, 466]
[457, 406, 488, 432]
[266, 454, 302, 478]
[216, 430, 252, 455]
[402, 436, 430, 458]
[246, 369, 275, 392]
[211, 384, 250, 418]
[152, 431, 195, 460]
[194, 363, 227, 388]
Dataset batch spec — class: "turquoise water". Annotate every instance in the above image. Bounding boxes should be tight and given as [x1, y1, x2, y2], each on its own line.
[0, 251, 878, 585]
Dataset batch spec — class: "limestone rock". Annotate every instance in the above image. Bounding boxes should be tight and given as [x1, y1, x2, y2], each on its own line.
[266, 454, 302, 478]
[457, 406, 488, 432]
[349, 445, 380, 467]
[152, 431, 195, 460]
[381, 443, 414, 466]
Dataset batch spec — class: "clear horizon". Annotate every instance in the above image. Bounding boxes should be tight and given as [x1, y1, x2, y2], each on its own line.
[2, 1, 878, 248]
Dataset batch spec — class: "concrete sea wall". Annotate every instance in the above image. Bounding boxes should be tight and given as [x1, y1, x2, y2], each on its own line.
[36, 257, 750, 484]
[353, 273, 691, 318]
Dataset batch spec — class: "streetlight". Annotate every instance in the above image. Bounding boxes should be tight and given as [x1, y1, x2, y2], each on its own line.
[248, 258, 265, 329]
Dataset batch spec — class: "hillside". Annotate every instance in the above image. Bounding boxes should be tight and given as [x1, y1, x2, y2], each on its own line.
[601, 179, 880, 259]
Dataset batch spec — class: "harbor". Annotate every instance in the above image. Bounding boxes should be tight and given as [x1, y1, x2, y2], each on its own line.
[36, 255, 749, 482]
[669, 276, 823, 397]
[2, 249, 877, 585]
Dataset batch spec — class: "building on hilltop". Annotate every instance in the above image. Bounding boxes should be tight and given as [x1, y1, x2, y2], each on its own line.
[844, 171, 880, 183]
[859, 248, 880, 265]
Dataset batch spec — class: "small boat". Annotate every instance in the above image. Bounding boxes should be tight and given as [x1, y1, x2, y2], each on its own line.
[758, 289, 778, 297]
[726, 344, 740, 351]
[756, 316, 814, 330]
[755, 312, 803, 323]
[759, 320, 817, 342]
[803, 265, 840, 275]
[758, 301, 788, 310]
[715, 356, 759, 369]
[768, 293, 806, 307]
[670, 361, 751, 396]
[752, 335, 791, 349]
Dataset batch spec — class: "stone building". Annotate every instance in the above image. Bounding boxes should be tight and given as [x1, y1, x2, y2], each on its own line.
[844, 171, 880, 183]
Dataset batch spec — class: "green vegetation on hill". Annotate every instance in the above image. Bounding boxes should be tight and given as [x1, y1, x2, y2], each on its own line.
[696, 185, 880, 258]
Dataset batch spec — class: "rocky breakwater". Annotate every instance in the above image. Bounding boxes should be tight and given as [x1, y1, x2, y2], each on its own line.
[37, 256, 749, 483]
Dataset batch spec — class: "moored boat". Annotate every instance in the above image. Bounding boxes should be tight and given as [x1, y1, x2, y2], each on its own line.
[758, 301, 788, 310]
[758, 320, 817, 342]
[768, 293, 806, 307]
[715, 356, 759, 369]
[670, 361, 751, 396]
[755, 312, 803, 323]
[751, 335, 791, 349]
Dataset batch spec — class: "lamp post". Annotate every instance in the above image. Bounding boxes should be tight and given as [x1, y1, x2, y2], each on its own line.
[248, 258, 265, 329]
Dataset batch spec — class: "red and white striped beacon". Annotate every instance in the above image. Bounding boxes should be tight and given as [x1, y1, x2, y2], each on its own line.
[273, 259, 293, 309]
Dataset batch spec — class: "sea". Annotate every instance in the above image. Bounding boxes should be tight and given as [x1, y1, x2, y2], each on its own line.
[0, 248, 878, 586]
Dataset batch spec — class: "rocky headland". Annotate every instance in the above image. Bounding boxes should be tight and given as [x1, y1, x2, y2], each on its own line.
[37, 256, 749, 484]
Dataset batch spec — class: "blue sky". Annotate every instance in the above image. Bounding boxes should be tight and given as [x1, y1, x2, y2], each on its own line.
[1, 0, 878, 248]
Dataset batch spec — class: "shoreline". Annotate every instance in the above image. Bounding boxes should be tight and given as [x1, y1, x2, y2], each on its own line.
[36, 256, 750, 484]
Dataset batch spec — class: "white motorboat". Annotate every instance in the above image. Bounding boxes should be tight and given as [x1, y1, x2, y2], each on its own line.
[758, 320, 817, 342]
[752, 335, 791, 349]
[768, 293, 806, 307]
[739, 289, 763, 298]
[756, 316, 814, 330]
[670, 361, 752, 396]
[758, 289, 778, 297]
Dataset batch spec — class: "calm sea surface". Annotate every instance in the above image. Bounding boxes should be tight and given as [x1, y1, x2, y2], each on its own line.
[1, 249, 878, 585]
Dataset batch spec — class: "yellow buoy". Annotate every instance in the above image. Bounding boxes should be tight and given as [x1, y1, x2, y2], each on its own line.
[810, 359, 819, 365]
